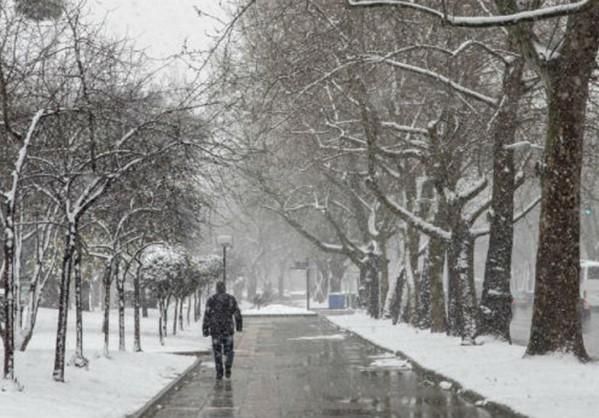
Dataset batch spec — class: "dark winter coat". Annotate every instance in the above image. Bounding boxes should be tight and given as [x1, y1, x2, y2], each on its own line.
[202, 292, 243, 339]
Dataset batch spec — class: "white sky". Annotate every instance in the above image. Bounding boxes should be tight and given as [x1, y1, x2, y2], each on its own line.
[87, 0, 229, 60]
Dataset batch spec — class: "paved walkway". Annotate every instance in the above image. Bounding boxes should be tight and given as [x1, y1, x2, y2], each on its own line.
[140, 316, 520, 418]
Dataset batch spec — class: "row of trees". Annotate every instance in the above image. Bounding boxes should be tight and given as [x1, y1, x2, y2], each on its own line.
[0, 0, 228, 388]
[140, 246, 222, 346]
[214, 0, 599, 360]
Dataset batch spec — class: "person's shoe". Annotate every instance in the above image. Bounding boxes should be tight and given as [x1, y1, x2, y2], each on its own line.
[216, 373, 223, 380]
[225, 368, 231, 379]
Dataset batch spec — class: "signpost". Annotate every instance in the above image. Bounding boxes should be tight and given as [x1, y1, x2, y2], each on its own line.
[217, 235, 233, 285]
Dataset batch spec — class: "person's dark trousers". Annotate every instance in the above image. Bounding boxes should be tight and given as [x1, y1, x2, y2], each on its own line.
[212, 336, 234, 379]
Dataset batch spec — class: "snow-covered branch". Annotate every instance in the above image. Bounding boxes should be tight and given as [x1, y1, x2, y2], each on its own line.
[362, 54, 498, 107]
[348, 0, 593, 27]
[367, 177, 451, 241]
[504, 141, 544, 151]
[5, 109, 45, 205]
[456, 176, 488, 206]
[472, 195, 541, 238]
[381, 121, 428, 136]
[512, 195, 542, 225]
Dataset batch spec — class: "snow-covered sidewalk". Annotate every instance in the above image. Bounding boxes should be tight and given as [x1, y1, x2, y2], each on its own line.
[242, 303, 316, 316]
[0, 307, 211, 418]
[327, 312, 599, 418]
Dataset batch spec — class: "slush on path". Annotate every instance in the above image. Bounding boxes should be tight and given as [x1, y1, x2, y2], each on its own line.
[141, 316, 519, 418]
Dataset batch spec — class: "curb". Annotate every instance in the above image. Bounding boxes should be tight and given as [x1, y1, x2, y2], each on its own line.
[126, 355, 203, 418]
[320, 315, 528, 418]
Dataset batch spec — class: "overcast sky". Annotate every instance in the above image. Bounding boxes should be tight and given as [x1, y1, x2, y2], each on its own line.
[87, 0, 228, 60]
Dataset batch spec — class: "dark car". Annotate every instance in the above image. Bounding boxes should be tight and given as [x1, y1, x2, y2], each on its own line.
[580, 297, 591, 332]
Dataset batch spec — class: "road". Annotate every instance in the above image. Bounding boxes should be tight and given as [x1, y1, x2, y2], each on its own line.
[511, 305, 599, 357]
[141, 316, 519, 418]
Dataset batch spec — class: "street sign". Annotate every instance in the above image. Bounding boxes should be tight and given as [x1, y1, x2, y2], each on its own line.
[292, 261, 309, 270]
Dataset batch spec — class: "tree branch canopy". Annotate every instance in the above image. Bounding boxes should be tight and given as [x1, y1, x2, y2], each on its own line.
[348, 0, 594, 27]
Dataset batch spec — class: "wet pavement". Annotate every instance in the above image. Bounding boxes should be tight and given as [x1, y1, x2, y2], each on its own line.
[139, 316, 519, 418]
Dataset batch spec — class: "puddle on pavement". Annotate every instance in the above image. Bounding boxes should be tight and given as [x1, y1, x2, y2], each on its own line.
[192, 318, 515, 418]
[307, 323, 499, 418]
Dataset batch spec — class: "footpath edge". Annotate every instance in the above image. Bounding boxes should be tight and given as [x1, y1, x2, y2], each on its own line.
[321, 314, 529, 418]
[126, 355, 203, 418]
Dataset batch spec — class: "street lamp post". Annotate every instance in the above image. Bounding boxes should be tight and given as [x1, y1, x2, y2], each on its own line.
[217, 235, 233, 285]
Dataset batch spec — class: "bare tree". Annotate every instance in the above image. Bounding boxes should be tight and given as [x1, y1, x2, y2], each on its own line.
[350, 0, 599, 360]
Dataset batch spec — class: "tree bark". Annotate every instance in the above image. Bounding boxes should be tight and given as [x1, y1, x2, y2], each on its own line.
[115, 258, 126, 352]
[163, 296, 169, 338]
[390, 269, 405, 325]
[527, 37, 599, 358]
[2, 203, 16, 381]
[450, 222, 478, 345]
[133, 263, 142, 352]
[101, 258, 113, 357]
[71, 239, 88, 367]
[172, 298, 178, 335]
[186, 294, 191, 326]
[427, 235, 446, 333]
[178, 298, 184, 331]
[362, 252, 380, 319]
[418, 246, 432, 329]
[379, 241, 389, 318]
[52, 221, 77, 382]
[193, 290, 199, 322]
[141, 286, 148, 318]
[478, 53, 524, 341]
[158, 298, 164, 346]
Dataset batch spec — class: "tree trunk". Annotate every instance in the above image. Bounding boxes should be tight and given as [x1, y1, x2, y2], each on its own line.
[13, 216, 22, 341]
[163, 296, 169, 338]
[390, 269, 405, 325]
[527, 55, 598, 359]
[2, 203, 16, 381]
[478, 54, 524, 341]
[418, 245, 432, 329]
[361, 253, 380, 319]
[179, 298, 184, 331]
[71, 239, 88, 367]
[158, 299, 164, 346]
[133, 263, 142, 352]
[172, 298, 178, 335]
[401, 173, 423, 326]
[52, 221, 77, 382]
[196, 287, 203, 321]
[450, 223, 478, 345]
[141, 287, 148, 318]
[427, 235, 446, 333]
[19, 238, 57, 352]
[101, 259, 113, 357]
[379, 241, 389, 318]
[193, 290, 199, 322]
[186, 294, 191, 326]
[446, 238, 462, 337]
[115, 259, 126, 352]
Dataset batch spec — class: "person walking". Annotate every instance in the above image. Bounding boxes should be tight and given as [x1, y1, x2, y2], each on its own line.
[202, 281, 243, 379]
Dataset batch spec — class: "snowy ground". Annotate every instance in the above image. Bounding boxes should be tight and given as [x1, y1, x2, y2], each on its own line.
[327, 312, 599, 418]
[9, 302, 596, 418]
[0, 306, 211, 418]
[241, 303, 316, 316]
